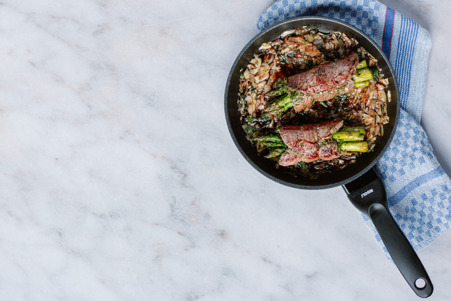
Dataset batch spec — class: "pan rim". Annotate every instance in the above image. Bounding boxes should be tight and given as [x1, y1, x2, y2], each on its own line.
[224, 16, 400, 189]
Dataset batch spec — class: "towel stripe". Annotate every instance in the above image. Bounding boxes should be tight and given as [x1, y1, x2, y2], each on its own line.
[394, 16, 419, 109]
[387, 167, 445, 206]
[382, 7, 395, 58]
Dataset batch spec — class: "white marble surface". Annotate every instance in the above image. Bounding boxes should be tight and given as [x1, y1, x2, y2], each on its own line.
[0, 1, 449, 300]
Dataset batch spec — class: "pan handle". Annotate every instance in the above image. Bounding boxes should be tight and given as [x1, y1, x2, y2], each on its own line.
[344, 169, 433, 298]
[369, 202, 433, 298]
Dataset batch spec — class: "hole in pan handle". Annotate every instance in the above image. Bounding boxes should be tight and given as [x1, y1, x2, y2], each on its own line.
[343, 169, 433, 298]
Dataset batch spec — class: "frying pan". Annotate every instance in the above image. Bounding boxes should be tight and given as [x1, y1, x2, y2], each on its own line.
[225, 16, 433, 298]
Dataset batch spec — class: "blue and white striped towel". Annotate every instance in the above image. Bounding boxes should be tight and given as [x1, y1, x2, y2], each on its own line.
[258, 0, 450, 251]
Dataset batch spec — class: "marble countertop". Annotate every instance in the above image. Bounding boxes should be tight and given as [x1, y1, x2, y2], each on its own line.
[0, 0, 449, 300]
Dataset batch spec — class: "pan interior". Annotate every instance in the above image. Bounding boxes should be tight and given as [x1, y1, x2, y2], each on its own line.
[225, 17, 399, 189]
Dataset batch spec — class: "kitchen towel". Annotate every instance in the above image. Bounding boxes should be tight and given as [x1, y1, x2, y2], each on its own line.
[257, 0, 451, 252]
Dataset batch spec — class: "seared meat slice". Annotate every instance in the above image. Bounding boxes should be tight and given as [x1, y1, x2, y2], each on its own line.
[316, 119, 345, 138]
[287, 52, 358, 93]
[318, 140, 340, 160]
[279, 149, 304, 166]
[291, 96, 315, 113]
[279, 119, 344, 147]
[294, 141, 319, 162]
[311, 78, 355, 102]
[287, 52, 359, 111]
[291, 80, 354, 112]
[278, 119, 343, 166]
[278, 141, 320, 166]
[279, 124, 317, 146]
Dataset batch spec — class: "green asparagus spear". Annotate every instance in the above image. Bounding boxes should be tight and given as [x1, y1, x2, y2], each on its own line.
[267, 78, 289, 97]
[265, 94, 293, 114]
[265, 148, 286, 158]
[332, 131, 364, 141]
[339, 141, 368, 152]
[255, 135, 286, 147]
[242, 124, 256, 135]
[353, 67, 373, 83]
[341, 126, 365, 134]
[354, 80, 369, 88]
[242, 116, 258, 134]
[356, 60, 367, 69]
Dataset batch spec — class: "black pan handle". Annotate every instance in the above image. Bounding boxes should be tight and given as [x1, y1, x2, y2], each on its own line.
[344, 169, 433, 298]
[369, 203, 433, 298]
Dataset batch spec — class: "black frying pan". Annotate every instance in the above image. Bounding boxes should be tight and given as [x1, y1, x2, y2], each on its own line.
[225, 16, 433, 298]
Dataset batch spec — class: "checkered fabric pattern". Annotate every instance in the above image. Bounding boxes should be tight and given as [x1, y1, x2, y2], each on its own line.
[257, 0, 451, 252]
[374, 110, 450, 250]
[258, 0, 383, 38]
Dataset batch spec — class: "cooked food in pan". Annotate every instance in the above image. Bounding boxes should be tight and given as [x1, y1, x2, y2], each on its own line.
[238, 26, 390, 179]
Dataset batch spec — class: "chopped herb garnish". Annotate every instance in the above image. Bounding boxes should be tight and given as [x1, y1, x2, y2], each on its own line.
[371, 67, 379, 82]
[298, 162, 309, 170]
[336, 94, 349, 102]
